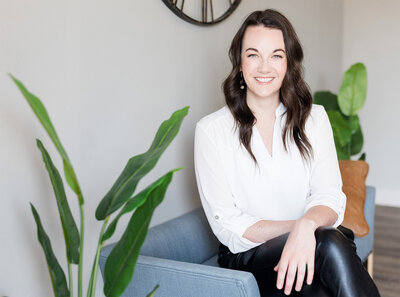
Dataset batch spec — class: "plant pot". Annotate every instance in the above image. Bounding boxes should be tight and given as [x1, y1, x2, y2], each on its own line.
[339, 160, 369, 237]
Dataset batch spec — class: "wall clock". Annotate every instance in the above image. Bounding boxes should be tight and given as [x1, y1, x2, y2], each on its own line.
[162, 0, 242, 26]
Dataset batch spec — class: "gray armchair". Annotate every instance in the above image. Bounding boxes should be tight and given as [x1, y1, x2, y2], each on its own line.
[99, 186, 376, 297]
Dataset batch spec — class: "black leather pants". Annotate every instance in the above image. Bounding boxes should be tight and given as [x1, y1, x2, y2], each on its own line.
[218, 226, 381, 297]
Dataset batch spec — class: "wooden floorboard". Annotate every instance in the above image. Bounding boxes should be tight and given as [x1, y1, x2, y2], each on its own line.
[373, 205, 400, 297]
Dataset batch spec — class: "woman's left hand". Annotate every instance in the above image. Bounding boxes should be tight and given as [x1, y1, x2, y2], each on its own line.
[274, 218, 317, 295]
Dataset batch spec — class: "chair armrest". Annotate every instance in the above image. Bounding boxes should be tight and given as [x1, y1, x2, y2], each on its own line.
[354, 185, 376, 262]
[99, 254, 261, 297]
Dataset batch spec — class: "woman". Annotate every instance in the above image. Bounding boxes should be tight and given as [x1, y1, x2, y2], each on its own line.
[194, 9, 380, 297]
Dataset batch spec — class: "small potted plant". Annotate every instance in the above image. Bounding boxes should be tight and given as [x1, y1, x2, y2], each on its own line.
[314, 63, 367, 161]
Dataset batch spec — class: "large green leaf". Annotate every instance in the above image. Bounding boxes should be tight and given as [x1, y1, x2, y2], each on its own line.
[102, 168, 181, 241]
[103, 171, 174, 297]
[338, 63, 367, 116]
[327, 110, 352, 148]
[36, 139, 80, 264]
[351, 125, 364, 155]
[95, 106, 189, 220]
[313, 91, 340, 112]
[30, 203, 70, 297]
[9, 74, 83, 203]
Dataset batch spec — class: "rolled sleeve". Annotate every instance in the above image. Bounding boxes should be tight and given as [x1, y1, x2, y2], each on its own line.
[194, 123, 263, 253]
[305, 106, 346, 227]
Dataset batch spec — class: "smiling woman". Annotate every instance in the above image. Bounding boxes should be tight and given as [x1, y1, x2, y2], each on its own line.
[194, 9, 381, 297]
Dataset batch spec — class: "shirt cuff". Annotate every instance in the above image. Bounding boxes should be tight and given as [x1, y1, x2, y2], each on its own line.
[210, 211, 264, 253]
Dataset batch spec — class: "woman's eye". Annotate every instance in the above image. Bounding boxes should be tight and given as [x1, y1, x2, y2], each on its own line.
[247, 54, 258, 58]
[272, 55, 283, 59]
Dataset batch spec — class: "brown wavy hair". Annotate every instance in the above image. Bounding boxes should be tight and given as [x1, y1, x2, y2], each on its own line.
[222, 9, 313, 164]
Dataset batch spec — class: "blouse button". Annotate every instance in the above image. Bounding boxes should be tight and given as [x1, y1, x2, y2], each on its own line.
[214, 215, 219, 220]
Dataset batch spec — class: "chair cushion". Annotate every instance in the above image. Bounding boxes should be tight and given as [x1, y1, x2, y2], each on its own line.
[201, 255, 219, 266]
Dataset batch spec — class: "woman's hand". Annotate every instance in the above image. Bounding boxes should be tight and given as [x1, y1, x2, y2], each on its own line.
[273, 218, 317, 295]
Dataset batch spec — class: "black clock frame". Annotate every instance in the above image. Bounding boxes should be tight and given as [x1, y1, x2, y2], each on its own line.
[162, 0, 241, 26]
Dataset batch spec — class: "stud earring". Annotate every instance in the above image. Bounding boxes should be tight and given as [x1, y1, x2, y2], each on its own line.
[239, 71, 245, 90]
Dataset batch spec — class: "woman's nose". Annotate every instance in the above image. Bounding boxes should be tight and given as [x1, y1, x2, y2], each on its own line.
[257, 58, 270, 73]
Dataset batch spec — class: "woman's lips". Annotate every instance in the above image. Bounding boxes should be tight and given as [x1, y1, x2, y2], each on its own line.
[255, 77, 274, 84]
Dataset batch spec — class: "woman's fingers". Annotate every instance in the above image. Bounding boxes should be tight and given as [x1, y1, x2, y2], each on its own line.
[276, 255, 312, 294]
[284, 262, 298, 295]
[276, 260, 288, 290]
[295, 262, 306, 292]
[307, 257, 315, 285]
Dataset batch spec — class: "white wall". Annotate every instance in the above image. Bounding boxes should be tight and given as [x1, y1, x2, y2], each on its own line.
[343, 0, 400, 207]
[0, 1, 343, 296]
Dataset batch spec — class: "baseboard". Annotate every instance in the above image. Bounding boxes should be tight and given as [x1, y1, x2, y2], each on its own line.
[375, 187, 400, 208]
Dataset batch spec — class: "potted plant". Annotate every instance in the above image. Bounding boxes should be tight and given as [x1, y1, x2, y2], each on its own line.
[314, 63, 370, 237]
[314, 63, 367, 161]
[10, 74, 189, 297]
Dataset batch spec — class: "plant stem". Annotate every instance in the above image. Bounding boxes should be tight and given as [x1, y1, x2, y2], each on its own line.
[78, 196, 85, 297]
[87, 217, 109, 297]
[68, 262, 73, 297]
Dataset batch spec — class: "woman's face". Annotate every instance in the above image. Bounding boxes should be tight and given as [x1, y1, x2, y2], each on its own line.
[241, 26, 287, 102]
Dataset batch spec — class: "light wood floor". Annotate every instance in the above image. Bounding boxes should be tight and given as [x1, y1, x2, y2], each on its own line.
[373, 205, 400, 297]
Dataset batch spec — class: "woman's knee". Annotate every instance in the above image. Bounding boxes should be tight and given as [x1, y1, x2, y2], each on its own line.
[315, 227, 352, 256]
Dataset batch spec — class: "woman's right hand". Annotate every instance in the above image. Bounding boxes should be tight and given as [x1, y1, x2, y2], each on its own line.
[273, 218, 317, 295]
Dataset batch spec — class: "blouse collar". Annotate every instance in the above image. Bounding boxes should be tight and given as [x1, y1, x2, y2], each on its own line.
[276, 102, 286, 117]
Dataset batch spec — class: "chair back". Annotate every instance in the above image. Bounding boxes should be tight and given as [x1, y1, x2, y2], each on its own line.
[140, 208, 219, 264]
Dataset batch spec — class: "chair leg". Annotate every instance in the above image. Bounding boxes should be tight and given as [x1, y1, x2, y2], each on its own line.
[367, 252, 374, 278]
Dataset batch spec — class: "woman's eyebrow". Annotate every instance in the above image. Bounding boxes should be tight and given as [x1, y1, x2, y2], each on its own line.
[245, 48, 286, 53]
[245, 47, 259, 52]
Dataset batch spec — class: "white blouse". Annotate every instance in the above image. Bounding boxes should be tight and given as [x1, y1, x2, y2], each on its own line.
[194, 103, 346, 254]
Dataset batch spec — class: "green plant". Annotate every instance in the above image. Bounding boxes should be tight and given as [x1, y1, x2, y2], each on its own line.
[10, 74, 189, 297]
[314, 63, 367, 160]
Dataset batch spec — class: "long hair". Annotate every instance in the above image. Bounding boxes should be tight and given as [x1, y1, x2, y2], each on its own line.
[222, 9, 313, 163]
